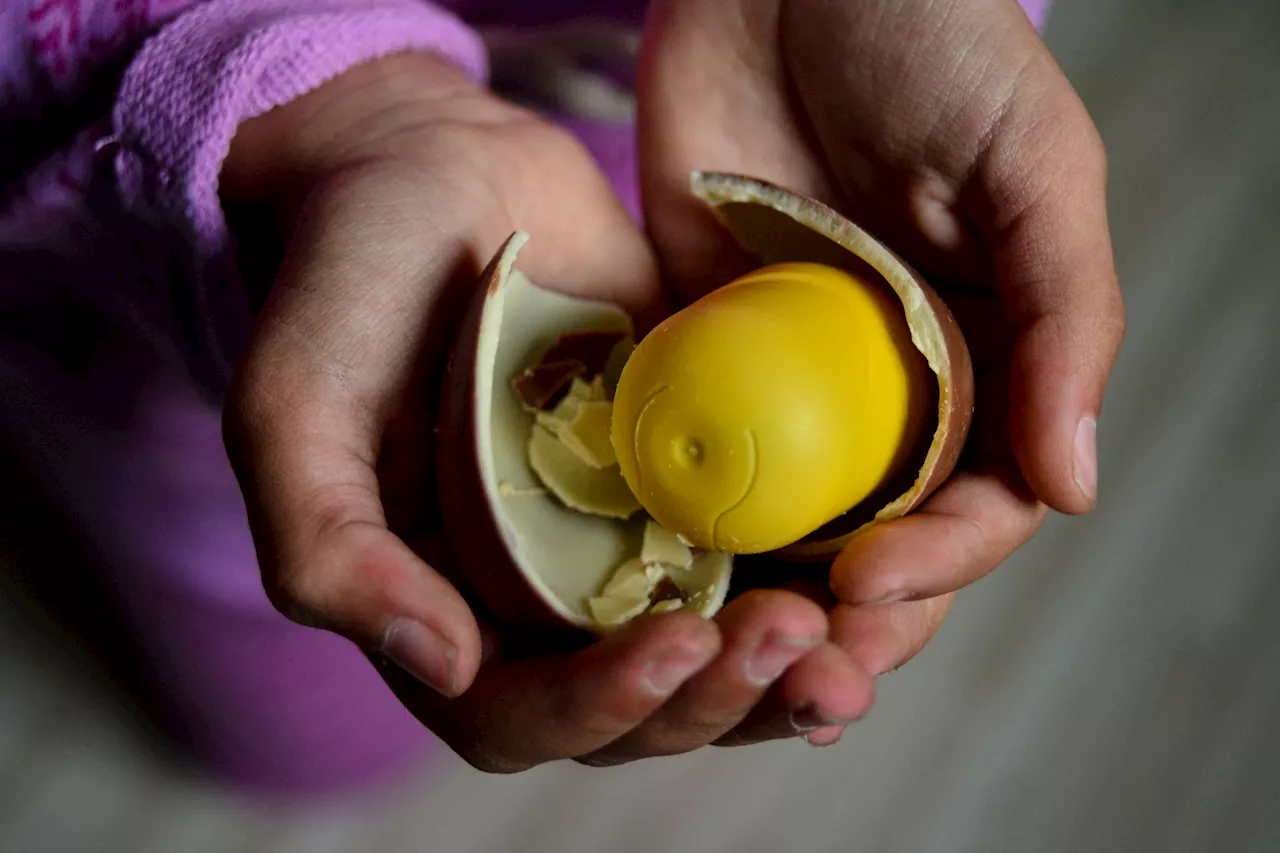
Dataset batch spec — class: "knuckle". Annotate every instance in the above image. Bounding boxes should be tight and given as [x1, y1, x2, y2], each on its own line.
[884, 599, 952, 674]
[619, 713, 743, 758]
[831, 567, 884, 605]
[255, 485, 385, 634]
[545, 676, 651, 744]
[549, 695, 634, 745]
[668, 720, 738, 750]
[264, 566, 330, 629]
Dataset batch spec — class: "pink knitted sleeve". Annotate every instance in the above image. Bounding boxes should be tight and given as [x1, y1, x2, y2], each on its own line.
[99, 0, 487, 386]
[112, 0, 485, 250]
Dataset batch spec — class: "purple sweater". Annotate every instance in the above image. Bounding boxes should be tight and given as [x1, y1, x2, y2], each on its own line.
[0, 0, 1050, 796]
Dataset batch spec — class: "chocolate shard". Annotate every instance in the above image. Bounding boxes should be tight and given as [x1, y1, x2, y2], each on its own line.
[537, 329, 628, 379]
[512, 359, 586, 410]
[651, 576, 685, 605]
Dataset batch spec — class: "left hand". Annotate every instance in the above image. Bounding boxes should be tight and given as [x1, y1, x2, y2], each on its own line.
[637, 0, 1125, 745]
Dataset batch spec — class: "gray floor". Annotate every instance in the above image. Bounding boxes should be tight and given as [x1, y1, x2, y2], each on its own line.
[3, 0, 1279, 851]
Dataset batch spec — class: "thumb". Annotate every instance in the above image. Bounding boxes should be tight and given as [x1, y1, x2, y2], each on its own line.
[976, 84, 1126, 514]
[223, 166, 494, 697]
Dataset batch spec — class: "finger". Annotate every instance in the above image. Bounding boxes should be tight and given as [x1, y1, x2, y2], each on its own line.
[992, 139, 1125, 516]
[830, 470, 1047, 606]
[830, 595, 955, 677]
[967, 62, 1125, 515]
[716, 641, 875, 747]
[830, 357, 1040, 605]
[578, 590, 827, 764]
[377, 612, 721, 773]
[224, 170, 497, 696]
[719, 568, 886, 748]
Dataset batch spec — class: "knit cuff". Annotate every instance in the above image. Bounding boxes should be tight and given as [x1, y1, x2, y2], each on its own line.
[113, 0, 485, 245]
[108, 0, 487, 389]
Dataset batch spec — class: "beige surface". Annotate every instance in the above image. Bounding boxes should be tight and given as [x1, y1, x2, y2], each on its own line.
[2, 0, 1279, 851]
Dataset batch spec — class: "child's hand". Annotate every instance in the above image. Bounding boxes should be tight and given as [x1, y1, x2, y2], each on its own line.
[640, 0, 1125, 707]
[220, 52, 873, 772]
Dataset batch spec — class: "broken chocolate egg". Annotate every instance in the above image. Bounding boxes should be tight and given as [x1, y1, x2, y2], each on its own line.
[436, 173, 974, 635]
[436, 233, 733, 634]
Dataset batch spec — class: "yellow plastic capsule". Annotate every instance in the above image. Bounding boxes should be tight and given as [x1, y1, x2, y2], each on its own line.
[610, 262, 931, 554]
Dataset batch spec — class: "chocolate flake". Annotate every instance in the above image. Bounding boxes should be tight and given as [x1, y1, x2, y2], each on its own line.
[651, 576, 685, 605]
[512, 359, 586, 410]
[647, 599, 685, 615]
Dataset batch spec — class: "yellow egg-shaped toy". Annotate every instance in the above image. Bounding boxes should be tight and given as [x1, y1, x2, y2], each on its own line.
[611, 262, 931, 554]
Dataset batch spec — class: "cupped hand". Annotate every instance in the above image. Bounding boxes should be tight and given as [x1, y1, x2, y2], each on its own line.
[640, 0, 1125, 739]
[220, 51, 872, 772]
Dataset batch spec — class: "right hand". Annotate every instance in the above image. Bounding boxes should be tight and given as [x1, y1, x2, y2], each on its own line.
[639, 0, 1125, 744]
[220, 51, 874, 773]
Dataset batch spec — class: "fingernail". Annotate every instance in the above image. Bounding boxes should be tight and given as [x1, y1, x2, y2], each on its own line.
[803, 726, 845, 748]
[1073, 415, 1098, 504]
[382, 618, 458, 697]
[789, 704, 845, 733]
[745, 634, 821, 686]
[641, 646, 716, 696]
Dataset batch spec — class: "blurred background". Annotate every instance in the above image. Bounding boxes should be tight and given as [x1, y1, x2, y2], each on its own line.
[2, 0, 1278, 850]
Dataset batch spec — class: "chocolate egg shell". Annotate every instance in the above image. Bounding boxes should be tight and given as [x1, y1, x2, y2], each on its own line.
[436, 233, 733, 634]
[687, 172, 975, 559]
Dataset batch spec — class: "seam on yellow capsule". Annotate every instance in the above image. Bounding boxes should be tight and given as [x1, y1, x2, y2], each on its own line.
[628, 383, 669, 497]
[711, 428, 759, 553]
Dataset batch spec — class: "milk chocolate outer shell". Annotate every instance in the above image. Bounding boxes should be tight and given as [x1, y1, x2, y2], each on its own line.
[689, 172, 975, 559]
[437, 234, 581, 633]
